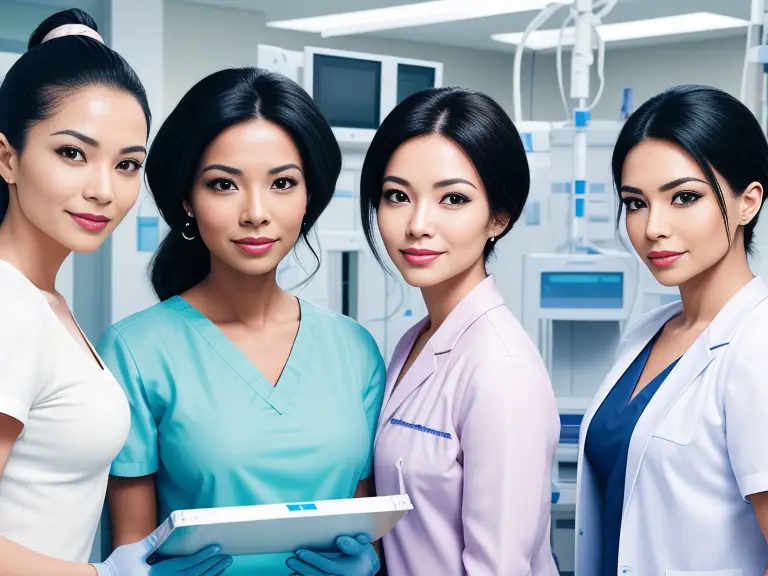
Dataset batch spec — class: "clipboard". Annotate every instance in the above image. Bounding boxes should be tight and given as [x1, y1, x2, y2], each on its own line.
[146, 494, 413, 564]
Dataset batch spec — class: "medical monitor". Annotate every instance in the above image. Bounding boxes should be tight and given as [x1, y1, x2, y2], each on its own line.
[540, 271, 623, 309]
[311, 54, 382, 130]
[303, 47, 443, 146]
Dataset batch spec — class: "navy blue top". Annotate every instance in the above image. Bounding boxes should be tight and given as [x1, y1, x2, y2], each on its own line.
[584, 331, 680, 576]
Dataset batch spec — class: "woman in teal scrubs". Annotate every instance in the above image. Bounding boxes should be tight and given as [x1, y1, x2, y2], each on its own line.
[97, 68, 385, 575]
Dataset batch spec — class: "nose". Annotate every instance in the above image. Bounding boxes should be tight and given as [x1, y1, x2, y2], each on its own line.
[241, 189, 270, 228]
[406, 200, 434, 239]
[83, 164, 115, 205]
[644, 203, 671, 240]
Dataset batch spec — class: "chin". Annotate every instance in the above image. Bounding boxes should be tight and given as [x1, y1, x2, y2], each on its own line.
[63, 235, 109, 254]
[647, 267, 693, 288]
[397, 266, 448, 289]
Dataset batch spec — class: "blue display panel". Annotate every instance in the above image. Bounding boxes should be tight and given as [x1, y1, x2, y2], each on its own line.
[540, 271, 623, 309]
[313, 54, 381, 130]
[559, 414, 583, 445]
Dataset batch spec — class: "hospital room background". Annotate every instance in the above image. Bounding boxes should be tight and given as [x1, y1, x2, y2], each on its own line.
[0, 0, 764, 573]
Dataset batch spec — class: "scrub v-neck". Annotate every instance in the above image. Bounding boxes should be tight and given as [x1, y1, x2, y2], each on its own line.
[174, 295, 308, 415]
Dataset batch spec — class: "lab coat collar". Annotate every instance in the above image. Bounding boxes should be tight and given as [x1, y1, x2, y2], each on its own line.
[376, 275, 505, 435]
[430, 274, 506, 354]
[621, 275, 768, 513]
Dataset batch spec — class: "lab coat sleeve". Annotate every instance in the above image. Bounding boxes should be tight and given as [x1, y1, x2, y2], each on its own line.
[725, 332, 768, 499]
[360, 334, 386, 480]
[97, 326, 158, 478]
[459, 355, 559, 575]
[0, 296, 46, 427]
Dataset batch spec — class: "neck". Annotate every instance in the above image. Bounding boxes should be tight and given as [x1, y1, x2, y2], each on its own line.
[0, 203, 70, 292]
[197, 256, 291, 325]
[420, 259, 488, 335]
[677, 246, 754, 329]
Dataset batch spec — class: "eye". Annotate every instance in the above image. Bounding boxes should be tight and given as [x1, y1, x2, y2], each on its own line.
[384, 190, 409, 203]
[206, 178, 238, 192]
[622, 197, 646, 212]
[116, 159, 142, 172]
[56, 146, 85, 162]
[440, 193, 469, 206]
[672, 191, 701, 206]
[272, 176, 298, 190]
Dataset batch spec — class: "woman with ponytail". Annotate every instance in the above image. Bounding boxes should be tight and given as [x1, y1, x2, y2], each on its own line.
[0, 8, 230, 576]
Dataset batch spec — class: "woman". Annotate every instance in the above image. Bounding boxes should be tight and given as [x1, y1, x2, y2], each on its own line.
[295, 87, 560, 575]
[0, 8, 229, 576]
[575, 84, 768, 575]
[97, 67, 386, 575]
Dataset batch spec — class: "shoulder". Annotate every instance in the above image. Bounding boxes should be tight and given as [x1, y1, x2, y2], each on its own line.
[100, 297, 185, 348]
[614, 300, 681, 355]
[0, 262, 49, 331]
[724, 296, 768, 363]
[301, 299, 379, 353]
[455, 304, 547, 376]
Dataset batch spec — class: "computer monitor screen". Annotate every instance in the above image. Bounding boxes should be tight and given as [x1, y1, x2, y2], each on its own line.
[397, 63, 436, 104]
[312, 54, 381, 130]
[540, 271, 623, 309]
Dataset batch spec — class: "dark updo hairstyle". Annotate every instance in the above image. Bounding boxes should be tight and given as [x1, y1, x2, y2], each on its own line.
[0, 8, 151, 223]
[145, 67, 342, 302]
[612, 84, 768, 255]
[359, 86, 530, 265]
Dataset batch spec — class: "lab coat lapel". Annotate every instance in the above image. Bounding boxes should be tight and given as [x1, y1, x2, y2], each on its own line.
[580, 304, 681, 447]
[622, 276, 768, 512]
[377, 341, 436, 433]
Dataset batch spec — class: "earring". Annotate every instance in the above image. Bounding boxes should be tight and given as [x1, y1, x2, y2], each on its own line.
[490, 236, 496, 243]
[181, 215, 196, 241]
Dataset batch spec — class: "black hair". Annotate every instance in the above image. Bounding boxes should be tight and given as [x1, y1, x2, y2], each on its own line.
[0, 8, 151, 223]
[612, 84, 768, 255]
[146, 67, 342, 301]
[359, 86, 530, 265]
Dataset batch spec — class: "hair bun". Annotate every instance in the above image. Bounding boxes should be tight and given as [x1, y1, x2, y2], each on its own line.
[28, 8, 99, 50]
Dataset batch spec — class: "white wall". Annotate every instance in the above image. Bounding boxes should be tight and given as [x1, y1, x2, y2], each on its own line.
[162, 0, 527, 118]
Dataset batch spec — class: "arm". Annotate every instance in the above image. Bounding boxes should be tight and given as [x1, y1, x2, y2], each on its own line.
[95, 328, 161, 550]
[0, 415, 97, 576]
[724, 327, 768, 573]
[107, 475, 159, 548]
[459, 355, 560, 575]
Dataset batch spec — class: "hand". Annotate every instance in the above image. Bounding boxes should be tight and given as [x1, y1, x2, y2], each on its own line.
[91, 528, 232, 575]
[285, 534, 380, 576]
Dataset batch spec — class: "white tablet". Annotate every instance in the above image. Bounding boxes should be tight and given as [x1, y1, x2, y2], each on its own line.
[146, 494, 413, 563]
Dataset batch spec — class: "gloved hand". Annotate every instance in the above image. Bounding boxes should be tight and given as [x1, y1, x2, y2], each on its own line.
[90, 527, 232, 576]
[285, 534, 380, 576]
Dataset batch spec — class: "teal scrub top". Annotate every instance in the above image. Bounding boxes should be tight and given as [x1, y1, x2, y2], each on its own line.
[97, 295, 386, 575]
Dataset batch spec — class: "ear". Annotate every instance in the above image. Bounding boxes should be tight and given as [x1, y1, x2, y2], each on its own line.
[741, 181, 764, 225]
[489, 211, 511, 240]
[181, 200, 193, 218]
[0, 133, 18, 185]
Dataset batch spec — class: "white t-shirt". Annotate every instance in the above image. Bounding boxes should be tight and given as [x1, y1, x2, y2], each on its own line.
[0, 260, 130, 562]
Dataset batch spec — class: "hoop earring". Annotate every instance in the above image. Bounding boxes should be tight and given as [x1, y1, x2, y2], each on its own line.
[181, 220, 196, 241]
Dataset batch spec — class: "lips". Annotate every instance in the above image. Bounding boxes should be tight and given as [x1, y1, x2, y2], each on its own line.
[401, 248, 444, 266]
[647, 250, 685, 268]
[232, 237, 277, 255]
[68, 212, 111, 232]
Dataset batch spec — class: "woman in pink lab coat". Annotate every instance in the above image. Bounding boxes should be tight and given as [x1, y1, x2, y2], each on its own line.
[365, 87, 560, 575]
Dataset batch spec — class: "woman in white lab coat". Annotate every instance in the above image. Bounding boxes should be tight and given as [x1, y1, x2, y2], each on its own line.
[575, 84, 768, 575]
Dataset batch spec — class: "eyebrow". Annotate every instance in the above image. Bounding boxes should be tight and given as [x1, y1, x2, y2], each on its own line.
[51, 129, 146, 155]
[382, 175, 477, 189]
[620, 176, 708, 196]
[200, 163, 303, 177]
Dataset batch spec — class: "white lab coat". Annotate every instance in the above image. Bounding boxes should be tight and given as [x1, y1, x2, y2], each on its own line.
[575, 276, 768, 576]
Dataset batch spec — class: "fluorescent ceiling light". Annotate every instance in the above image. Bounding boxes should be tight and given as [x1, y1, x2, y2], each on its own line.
[492, 12, 749, 50]
[267, 0, 570, 38]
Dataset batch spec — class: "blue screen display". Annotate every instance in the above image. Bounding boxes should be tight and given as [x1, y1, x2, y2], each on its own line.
[540, 271, 623, 309]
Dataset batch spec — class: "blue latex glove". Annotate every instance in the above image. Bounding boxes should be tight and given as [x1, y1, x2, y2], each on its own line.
[285, 534, 380, 576]
[91, 528, 232, 575]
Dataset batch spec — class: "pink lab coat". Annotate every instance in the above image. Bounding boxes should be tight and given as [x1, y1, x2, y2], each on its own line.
[374, 275, 560, 575]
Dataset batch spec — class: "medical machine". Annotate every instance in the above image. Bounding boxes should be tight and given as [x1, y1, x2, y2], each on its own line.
[302, 46, 443, 148]
[146, 494, 412, 562]
[522, 251, 635, 576]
